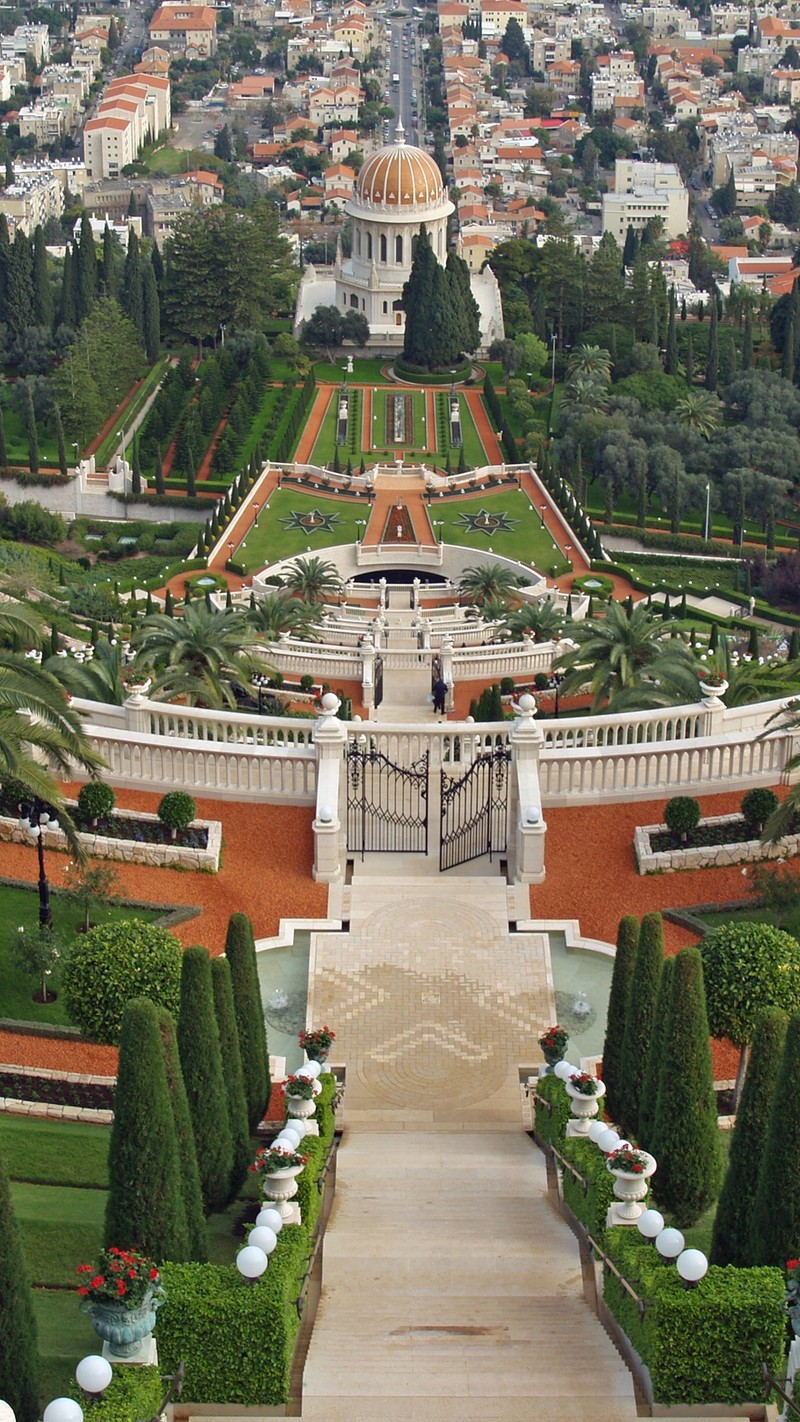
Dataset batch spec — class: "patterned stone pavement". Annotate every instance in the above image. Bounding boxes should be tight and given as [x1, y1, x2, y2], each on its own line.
[308, 873, 554, 1128]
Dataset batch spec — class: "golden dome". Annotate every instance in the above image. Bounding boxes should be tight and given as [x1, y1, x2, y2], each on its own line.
[355, 125, 444, 209]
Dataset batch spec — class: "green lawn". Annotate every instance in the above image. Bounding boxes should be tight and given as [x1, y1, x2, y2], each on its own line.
[696, 903, 800, 937]
[236, 488, 364, 572]
[93, 359, 169, 468]
[457, 395, 490, 468]
[12, 1181, 107, 1286]
[431, 489, 570, 574]
[3, 401, 59, 465]
[0, 884, 164, 1026]
[314, 358, 388, 384]
[239, 386, 284, 469]
[0, 1116, 110, 1188]
[141, 144, 212, 176]
[32, 1289, 103, 1405]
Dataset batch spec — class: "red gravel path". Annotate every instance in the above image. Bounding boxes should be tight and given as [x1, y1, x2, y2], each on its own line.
[464, 388, 503, 465]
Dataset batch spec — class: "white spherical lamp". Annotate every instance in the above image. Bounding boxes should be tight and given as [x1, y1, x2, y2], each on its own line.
[636, 1209, 665, 1242]
[311, 1079, 323, 1096]
[294, 1064, 315, 1080]
[655, 1228, 685, 1261]
[597, 1129, 621, 1154]
[75, 1355, 113, 1396]
[0, 1403, 17, 1422]
[553, 1060, 575, 1081]
[676, 1249, 708, 1286]
[248, 1226, 278, 1255]
[256, 1207, 283, 1233]
[44, 1401, 83, 1422]
[304, 1061, 322, 1078]
[236, 1245, 268, 1280]
[588, 1121, 607, 1143]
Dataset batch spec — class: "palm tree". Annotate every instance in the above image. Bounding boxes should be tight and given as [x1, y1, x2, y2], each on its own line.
[757, 697, 800, 840]
[0, 604, 106, 848]
[566, 344, 613, 385]
[46, 637, 126, 706]
[562, 375, 609, 416]
[505, 600, 564, 643]
[459, 564, 519, 607]
[283, 556, 342, 605]
[554, 601, 700, 711]
[133, 604, 263, 709]
[248, 591, 322, 643]
[674, 389, 721, 439]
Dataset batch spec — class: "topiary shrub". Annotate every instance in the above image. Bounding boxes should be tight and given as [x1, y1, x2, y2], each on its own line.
[105, 997, 190, 1261]
[602, 915, 639, 1123]
[533, 1071, 571, 1146]
[69, 1365, 163, 1422]
[663, 795, 701, 844]
[157, 1008, 208, 1263]
[711, 1006, 788, 1266]
[225, 913, 270, 1131]
[740, 787, 779, 836]
[559, 1137, 616, 1245]
[62, 920, 183, 1044]
[749, 1009, 800, 1266]
[700, 922, 800, 1107]
[618, 912, 664, 1140]
[534, 672, 549, 690]
[77, 780, 115, 825]
[158, 791, 197, 840]
[177, 946, 233, 1214]
[299, 674, 314, 692]
[500, 676, 515, 696]
[210, 956, 251, 1201]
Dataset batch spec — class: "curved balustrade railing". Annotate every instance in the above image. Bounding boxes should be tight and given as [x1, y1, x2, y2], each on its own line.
[71, 694, 799, 805]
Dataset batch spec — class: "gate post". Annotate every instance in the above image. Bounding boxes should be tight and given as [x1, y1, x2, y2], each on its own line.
[510, 693, 547, 884]
[312, 693, 347, 883]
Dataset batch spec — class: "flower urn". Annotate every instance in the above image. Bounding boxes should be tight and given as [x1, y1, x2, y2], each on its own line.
[262, 1165, 304, 1220]
[285, 1094, 316, 1120]
[565, 1078, 606, 1135]
[607, 1152, 657, 1223]
[699, 677, 728, 704]
[123, 678, 152, 706]
[81, 1286, 164, 1359]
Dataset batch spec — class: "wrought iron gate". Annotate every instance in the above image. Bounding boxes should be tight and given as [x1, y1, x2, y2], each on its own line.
[346, 742, 429, 857]
[373, 655, 384, 710]
[439, 745, 510, 871]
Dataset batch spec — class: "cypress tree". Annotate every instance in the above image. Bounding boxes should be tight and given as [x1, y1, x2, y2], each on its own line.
[705, 297, 719, 392]
[685, 329, 694, 386]
[76, 211, 97, 322]
[32, 225, 52, 327]
[601, 915, 639, 1122]
[131, 435, 142, 495]
[401, 225, 438, 367]
[165, 587, 174, 617]
[156, 1008, 208, 1262]
[143, 261, 161, 362]
[177, 945, 233, 1212]
[0, 1143, 40, 1422]
[102, 223, 118, 299]
[25, 382, 38, 475]
[638, 954, 673, 1150]
[650, 947, 722, 1226]
[750, 1010, 800, 1265]
[122, 228, 143, 334]
[742, 307, 753, 371]
[211, 956, 252, 1199]
[711, 1007, 788, 1266]
[105, 997, 190, 1260]
[225, 912, 270, 1130]
[53, 402, 68, 477]
[59, 242, 77, 328]
[618, 912, 664, 1140]
[0, 404, 8, 474]
[790, 627, 800, 661]
[0, 211, 9, 326]
[187, 448, 196, 498]
[665, 289, 678, 375]
[7, 229, 33, 340]
[154, 443, 165, 495]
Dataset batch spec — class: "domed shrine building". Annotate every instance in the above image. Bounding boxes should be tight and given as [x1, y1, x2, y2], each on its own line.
[294, 125, 504, 352]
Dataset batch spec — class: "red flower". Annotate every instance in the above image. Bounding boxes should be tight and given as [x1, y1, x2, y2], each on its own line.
[632, 1164, 643, 1174]
[788, 1259, 799, 1271]
[128, 1269, 137, 1278]
[77, 1264, 93, 1274]
[117, 1281, 127, 1296]
[91, 1276, 105, 1289]
[149, 1268, 159, 1280]
[78, 1287, 89, 1296]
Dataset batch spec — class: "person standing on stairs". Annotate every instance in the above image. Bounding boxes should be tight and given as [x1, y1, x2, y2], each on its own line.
[432, 677, 447, 715]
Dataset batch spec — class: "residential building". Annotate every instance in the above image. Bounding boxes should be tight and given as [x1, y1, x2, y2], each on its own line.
[602, 158, 688, 241]
[148, 5, 217, 58]
[0, 168, 63, 234]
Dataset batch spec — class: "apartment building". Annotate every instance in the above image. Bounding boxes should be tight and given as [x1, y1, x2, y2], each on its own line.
[602, 158, 688, 241]
[148, 5, 217, 58]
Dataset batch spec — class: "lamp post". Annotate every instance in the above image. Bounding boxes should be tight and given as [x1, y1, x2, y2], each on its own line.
[355, 518, 366, 542]
[553, 671, 563, 718]
[539, 502, 547, 528]
[548, 332, 558, 434]
[564, 542, 572, 568]
[227, 540, 234, 564]
[19, 799, 60, 928]
[434, 519, 444, 543]
[704, 481, 711, 543]
[253, 502, 260, 527]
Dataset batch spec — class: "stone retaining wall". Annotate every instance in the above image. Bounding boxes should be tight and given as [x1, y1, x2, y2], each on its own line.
[0, 809, 222, 871]
[0, 1062, 115, 1124]
[635, 814, 800, 874]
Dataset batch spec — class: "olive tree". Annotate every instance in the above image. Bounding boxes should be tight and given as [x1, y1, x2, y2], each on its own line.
[699, 922, 800, 1107]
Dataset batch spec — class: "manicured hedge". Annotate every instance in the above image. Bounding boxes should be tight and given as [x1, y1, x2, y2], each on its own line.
[533, 1071, 571, 1145]
[69, 1365, 163, 1422]
[156, 1073, 338, 1406]
[558, 1137, 616, 1246]
[157, 1226, 308, 1406]
[602, 1228, 784, 1407]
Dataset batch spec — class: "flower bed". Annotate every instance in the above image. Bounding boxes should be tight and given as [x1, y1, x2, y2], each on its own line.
[0, 806, 222, 872]
[635, 814, 800, 874]
[0, 1065, 114, 1110]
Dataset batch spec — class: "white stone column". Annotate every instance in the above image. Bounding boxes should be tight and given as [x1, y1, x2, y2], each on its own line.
[412, 576, 421, 609]
[312, 693, 347, 883]
[361, 637, 376, 712]
[440, 635, 454, 712]
[510, 693, 546, 884]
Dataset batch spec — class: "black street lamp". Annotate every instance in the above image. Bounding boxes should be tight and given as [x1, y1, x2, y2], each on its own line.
[540, 503, 547, 528]
[19, 799, 59, 928]
[553, 672, 563, 719]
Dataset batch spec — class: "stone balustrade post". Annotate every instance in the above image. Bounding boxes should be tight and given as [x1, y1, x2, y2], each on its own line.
[510, 693, 546, 884]
[412, 576, 421, 609]
[361, 638, 376, 712]
[440, 635, 454, 712]
[312, 693, 347, 883]
[123, 693, 151, 734]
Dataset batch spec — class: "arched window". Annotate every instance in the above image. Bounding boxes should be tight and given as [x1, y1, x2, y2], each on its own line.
[350, 294, 358, 308]
[362, 298, 366, 309]
[380, 233, 387, 263]
[382, 301, 388, 313]
[395, 234, 403, 263]
[367, 232, 372, 259]
[343, 293, 347, 306]
[356, 228, 361, 255]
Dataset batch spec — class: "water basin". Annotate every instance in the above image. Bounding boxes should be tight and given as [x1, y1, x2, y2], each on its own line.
[255, 931, 310, 1073]
[547, 931, 612, 1060]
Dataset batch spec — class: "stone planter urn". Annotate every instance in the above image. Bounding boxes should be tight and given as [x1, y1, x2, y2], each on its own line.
[699, 678, 728, 704]
[607, 1152, 657, 1223]
[262, 1165, 304, 1220]
[565, 1078, 606, 1136]
[81, 1287, 164, 1359]
[285, 1094, 316, 1120]
[123, 679, 152, 705]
